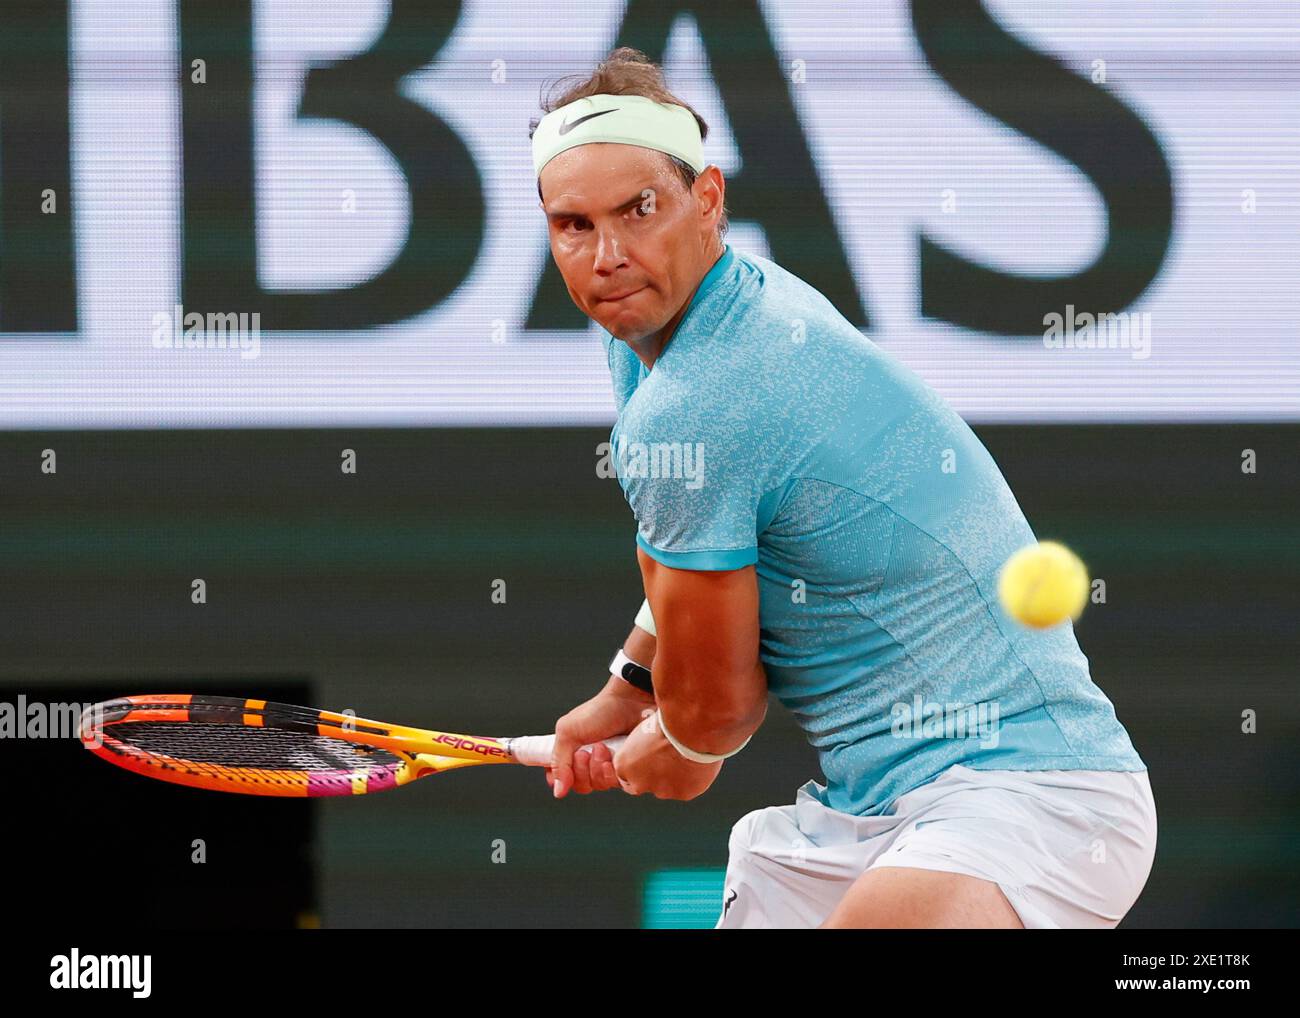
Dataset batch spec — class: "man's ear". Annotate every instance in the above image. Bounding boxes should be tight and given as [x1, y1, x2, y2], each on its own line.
[695, 165, 725, 229]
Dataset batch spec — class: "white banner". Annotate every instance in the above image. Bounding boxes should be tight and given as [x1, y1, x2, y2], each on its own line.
[0, 0, 1295, 426]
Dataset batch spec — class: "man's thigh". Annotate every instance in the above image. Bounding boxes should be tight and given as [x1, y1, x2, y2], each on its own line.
[818, 865, 1024, 929]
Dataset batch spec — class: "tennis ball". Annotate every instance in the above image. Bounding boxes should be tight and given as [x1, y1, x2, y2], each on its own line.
[997, 541, 1089, 629]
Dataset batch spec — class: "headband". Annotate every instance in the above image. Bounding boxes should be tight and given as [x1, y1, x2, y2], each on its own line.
[532, 93, 705, 178]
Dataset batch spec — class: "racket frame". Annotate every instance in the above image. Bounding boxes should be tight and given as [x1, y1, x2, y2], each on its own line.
[79, 694, 523, 798]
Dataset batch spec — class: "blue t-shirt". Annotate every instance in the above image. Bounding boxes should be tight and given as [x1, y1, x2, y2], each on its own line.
[605, 244, 1146, 817]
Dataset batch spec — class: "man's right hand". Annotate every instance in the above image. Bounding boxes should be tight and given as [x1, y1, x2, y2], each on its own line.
[547, 676, 656, 798]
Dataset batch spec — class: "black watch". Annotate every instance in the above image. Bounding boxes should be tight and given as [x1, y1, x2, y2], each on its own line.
[609, 649, 654, 694]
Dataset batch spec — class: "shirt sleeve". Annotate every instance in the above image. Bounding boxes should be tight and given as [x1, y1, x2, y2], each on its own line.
[620, 406, 767, 571]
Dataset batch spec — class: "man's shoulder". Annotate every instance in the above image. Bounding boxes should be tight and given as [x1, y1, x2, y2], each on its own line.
[732, 250, 849, 319]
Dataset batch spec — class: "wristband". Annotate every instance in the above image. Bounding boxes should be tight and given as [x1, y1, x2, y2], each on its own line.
[634, 598, 656, 637]
[609, 648, 654, 695]
[655, 708, 752, 763]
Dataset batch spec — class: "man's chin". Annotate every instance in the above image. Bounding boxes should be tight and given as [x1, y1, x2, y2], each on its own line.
[603, 319, 654, 343]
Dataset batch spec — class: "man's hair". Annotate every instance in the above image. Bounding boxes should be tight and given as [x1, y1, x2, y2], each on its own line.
[530, 47, 729, 239]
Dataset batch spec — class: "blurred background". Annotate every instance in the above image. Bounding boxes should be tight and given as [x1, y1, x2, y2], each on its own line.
[1, 1, 1296, 928]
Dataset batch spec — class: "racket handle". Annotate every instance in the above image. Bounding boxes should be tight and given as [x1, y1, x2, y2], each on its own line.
[507, 734, 627, 768]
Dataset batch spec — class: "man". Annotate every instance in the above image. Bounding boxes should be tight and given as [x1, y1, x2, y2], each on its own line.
[531, 49, 1156, 928]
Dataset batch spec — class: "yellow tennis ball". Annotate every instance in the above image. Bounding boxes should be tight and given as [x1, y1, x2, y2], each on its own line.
[998, 541, 1090, 629]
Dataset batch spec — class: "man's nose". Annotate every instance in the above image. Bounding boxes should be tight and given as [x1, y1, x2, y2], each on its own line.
[593, 225, 627, 273]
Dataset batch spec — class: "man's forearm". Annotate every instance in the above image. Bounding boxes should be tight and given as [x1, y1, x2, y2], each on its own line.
[626, 590, 766, 755]
[613, 635, 766, 755]
[624, 623, 656, 670]
[656, 661, 767, 756]
[633, 552, 768, 760]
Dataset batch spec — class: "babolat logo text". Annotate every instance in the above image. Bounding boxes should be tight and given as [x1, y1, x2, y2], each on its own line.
[50, 949, 151, 998]
[595, 438, 706, 490]
[433, 734, 508, 757]
[890, 696, 1001, 749]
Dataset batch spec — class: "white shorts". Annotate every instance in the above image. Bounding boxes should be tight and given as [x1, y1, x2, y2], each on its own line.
[716, 765, 1157, 929]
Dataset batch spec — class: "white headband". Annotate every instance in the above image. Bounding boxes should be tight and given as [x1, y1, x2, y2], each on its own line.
[532, 93, 705, 179]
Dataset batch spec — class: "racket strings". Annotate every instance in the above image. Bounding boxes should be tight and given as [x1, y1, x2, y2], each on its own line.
[104, 721, 404, 774]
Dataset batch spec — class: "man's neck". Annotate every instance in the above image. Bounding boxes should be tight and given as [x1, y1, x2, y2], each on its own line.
[629, 241, 726, 372]
[628, 326, 670, 373]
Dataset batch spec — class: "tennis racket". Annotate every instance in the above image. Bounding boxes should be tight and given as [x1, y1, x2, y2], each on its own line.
[78, 694, 625, 798]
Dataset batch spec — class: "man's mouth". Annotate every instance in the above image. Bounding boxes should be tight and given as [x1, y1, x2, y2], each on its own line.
[602, 286, 645, 302]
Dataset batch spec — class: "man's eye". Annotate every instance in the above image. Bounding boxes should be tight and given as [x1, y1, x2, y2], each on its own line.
[634, 204, 651, 218]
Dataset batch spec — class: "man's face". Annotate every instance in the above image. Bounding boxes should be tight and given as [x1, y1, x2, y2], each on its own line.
[540, 143, 721, 343]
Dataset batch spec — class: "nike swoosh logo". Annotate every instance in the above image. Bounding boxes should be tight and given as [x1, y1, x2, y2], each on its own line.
[559, 109, 618, 135]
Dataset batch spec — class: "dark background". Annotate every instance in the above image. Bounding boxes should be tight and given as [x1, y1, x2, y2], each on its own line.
[2, 424, 1295, 928]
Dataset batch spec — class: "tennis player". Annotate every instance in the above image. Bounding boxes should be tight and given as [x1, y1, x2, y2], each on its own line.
[534, 49, 1156, 929]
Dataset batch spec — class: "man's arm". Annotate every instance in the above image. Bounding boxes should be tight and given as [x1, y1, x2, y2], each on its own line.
[623, 620, 657, 673]
[546, 611, 661, 799]
[636, 547, 767, 756]
[550, 557, 767, 800]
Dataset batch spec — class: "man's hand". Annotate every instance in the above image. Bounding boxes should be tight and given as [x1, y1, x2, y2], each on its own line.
[612, 710, 723, 801]
[547, 676, 655, 798]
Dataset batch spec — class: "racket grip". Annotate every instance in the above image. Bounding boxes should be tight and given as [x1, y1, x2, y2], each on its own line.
[508, 734, 627, 768]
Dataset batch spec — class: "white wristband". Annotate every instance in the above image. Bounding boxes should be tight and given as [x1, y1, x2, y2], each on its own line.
[634, 598, 656, 637]
[654, 708, 752, 763]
